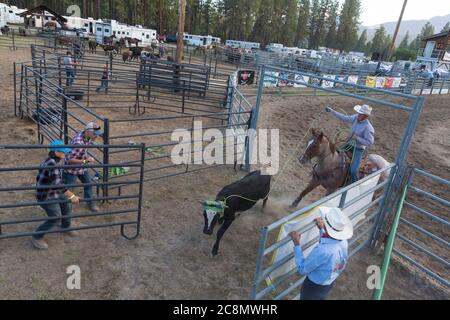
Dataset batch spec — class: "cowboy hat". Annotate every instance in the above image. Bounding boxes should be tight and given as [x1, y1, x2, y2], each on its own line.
[85, 122, 103, 137]
[354, 104, 372, 116]
[319, 207, 353, 240]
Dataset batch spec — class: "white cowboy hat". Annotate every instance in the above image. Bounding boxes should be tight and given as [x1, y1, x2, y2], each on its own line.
[354, 104, 372, 116]
[319, 207, 353, 240]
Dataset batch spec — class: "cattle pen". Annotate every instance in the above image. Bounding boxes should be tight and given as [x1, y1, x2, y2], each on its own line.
[0, 42, 448, 300]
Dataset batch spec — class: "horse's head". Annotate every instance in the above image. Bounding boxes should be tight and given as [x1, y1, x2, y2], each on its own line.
[299, 129, 330, 164]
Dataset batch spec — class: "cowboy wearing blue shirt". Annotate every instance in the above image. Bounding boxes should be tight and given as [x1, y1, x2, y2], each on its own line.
[289, 207, 353, 300]
[326, 105, 375, 183]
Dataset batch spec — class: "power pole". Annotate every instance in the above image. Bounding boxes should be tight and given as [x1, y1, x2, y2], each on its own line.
[387, 0, 408, 61]
[176, 0, 186, 63]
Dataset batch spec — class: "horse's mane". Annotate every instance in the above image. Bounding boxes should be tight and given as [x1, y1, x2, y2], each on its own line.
[324, 134, 337, 154]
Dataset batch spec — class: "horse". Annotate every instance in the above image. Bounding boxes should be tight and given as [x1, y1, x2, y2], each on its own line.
[203, 170, 271, 256]
[1, 25, 11, 36]
[103, 35, 116, 46]
[122, 51, 131, 63]
[102, 43, 119, 56]
[118, 38, 126, 53]
[88, 40, 97, 53]
[126, 37, 141, 47]
[291, 129, 350, 208]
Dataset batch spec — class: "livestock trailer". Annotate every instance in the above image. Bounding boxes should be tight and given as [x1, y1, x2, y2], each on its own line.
[225, 40, 260, 50]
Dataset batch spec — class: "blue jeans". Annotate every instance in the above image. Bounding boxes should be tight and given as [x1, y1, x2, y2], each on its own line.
[350, 147, 364, 183]
[300, 277, 333, 300]
[96, 79, 108, 92]
[34, 196, 72, 240]
[66, 69, 75, 86]
[63, 171, 93, 204]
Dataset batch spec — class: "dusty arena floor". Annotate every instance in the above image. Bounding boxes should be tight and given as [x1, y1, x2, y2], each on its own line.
[0, 48, 448, 300]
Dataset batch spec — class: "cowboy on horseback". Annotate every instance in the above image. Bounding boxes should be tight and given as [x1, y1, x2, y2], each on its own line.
[325, 104, 374, 183]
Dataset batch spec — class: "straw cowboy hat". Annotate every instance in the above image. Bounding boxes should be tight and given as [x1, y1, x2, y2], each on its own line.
[354, 104, 372, 116]
[319, 207, 353, 240]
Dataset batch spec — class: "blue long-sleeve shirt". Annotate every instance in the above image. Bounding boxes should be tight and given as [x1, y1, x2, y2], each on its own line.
[294, 237, 348, 286]
[331, 110, 375, 149]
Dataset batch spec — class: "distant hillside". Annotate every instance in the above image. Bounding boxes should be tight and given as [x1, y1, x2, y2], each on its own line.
[360, 14, 450, 46]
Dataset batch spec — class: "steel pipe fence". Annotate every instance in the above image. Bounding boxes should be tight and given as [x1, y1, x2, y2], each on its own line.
[15, 47, 256, 188]
[0, 144, 146, 240]
[251, 166, 395, 300]
[250, 65, 424, 300]
[392, 168, 450, 289]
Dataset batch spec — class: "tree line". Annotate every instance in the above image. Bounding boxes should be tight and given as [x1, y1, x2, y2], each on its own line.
[7, 0, 363, 51]
[357, 21, 449, 62]
[6, 0, 446, 60]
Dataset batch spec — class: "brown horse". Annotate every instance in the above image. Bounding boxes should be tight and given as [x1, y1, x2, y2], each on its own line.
[88, 40, 97, 53]
[126, 37, 141, 47]
[291, 129, 350, 208]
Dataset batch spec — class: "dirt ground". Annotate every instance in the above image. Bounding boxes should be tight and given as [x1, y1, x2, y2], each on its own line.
[0, 47, 448, 300]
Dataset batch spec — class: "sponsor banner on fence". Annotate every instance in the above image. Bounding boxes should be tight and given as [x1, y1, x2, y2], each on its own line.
[264, 71, 279, 87]
[321, 75, 336, 88]
[347, 75, 359, 85]
[411, 89, 422, 95]
[392, 77, 402, 88]
[384, 77, 394, 88]
[422, 88, 432, 95]
[266, 174, 381, 284]
[441, 89, 449, 94]
[237, 70, 255, 85]
[376, 77, 386, 88]
[365, 76, 376, 87]
[432, 88, 441, 95]
[277, 72, 290, 87]
[293, 74, 310, 88]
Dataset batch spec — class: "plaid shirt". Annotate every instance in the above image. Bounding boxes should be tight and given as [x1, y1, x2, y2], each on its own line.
[65, 131, 93, 175]
[36, 157, 67, 202]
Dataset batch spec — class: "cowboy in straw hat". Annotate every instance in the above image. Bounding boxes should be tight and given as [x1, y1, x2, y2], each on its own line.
[326, 104, 375, 183]
[289, 207, 353, 300]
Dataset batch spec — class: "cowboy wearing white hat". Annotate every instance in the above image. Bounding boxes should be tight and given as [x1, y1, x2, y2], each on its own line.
[289, 207, 353, 300]
[326, 104, 375, 183]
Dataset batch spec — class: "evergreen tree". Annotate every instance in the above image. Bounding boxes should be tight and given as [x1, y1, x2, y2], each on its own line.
[355, 29, 367, 52]
[398, 31, 409, 49]
[440, 22, 450, 33]
[335, 0, 361, 52]
[295, 0, 310, 48]
[324, 0, 339, 49]
[281, 0, 299, 46]
[251, 0, 274, 46]
[370, 25, 386, 54]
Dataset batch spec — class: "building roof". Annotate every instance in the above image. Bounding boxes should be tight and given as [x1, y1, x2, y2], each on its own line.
[18, 5, 67, 23]
[422, 31, 450, 41]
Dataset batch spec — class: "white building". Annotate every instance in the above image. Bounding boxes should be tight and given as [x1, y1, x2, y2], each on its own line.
[183, 33, 221, 46]
[225, 40, 260, 50]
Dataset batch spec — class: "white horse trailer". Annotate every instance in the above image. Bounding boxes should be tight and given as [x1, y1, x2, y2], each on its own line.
[1, 4, 25, 24]
[0, 4, 7, 28]
[183, 33, 220, 46]
[225, 40, 260, 50]
[95, 21, 112, 44]
[129, 25, 157, 46]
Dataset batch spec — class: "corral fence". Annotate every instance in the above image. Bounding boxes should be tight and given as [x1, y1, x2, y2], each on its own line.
[0, 29, 73, 51]
[250, 65, 425, 300]
[14, 46, 257, 185]
[392, 168, 450, 289]
[0, 144, 146, 240]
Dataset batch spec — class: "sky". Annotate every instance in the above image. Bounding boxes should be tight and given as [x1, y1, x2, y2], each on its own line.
[357, 0, 450, 27]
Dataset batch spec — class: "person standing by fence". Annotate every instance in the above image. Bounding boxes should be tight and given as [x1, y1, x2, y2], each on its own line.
[63, 123, 103, 212]
[63, 51, 78, 87]
[289, 207, 353, 300]
[31, 141, 80, 250]
[96, 65, 109, 93]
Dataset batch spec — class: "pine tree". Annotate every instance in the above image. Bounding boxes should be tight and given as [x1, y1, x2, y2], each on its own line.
[281, 0, 299, 46]
[398, 31, 409, 49]
[324, 0, 339, 49]
[335, 0, 361, 52]
[295, 0, 310, 48]
[354, 29, 367, 52]
[409, 22, 435, 51]
[370, 25, 386, 55]
[251, 0, 274, 46]
[440, 22, 450, 33]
